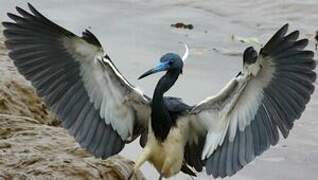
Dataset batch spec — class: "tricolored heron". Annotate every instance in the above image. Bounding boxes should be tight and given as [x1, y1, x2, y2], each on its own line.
[3, 3, 316, 179]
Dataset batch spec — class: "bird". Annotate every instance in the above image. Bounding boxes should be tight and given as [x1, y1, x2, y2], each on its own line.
[2, 3, 316, 179]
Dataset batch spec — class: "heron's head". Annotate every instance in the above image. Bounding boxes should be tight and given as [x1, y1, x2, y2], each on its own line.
[138, 53, 184, 79]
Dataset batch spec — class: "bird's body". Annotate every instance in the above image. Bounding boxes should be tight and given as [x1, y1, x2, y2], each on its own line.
[141, 117, 189, 177]
[135, 53, 190, 178]
[3, 3, 316, 179]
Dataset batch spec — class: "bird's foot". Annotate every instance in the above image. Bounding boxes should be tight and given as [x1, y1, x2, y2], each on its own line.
[158, 173, 163, 180]
[128, 169, 135, 180]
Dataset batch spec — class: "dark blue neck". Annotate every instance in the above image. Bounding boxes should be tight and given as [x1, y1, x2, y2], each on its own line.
[151, 70, 180, 141]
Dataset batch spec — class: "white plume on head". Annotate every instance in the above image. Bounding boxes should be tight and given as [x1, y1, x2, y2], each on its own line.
[179, 41, 189, 62]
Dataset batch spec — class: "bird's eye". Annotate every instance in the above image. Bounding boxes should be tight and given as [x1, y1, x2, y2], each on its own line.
[168, 61, 173, 65]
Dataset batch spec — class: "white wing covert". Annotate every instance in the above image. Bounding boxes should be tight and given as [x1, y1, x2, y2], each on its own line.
[186, 24, 316, 177]
[3, 3, 151, 159]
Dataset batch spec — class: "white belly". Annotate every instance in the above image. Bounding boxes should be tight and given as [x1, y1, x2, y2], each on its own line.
[143, 118, 190, 178]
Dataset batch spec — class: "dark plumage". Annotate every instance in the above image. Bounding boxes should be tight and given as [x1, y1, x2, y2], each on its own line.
[243, 46, 258, 64]
[139, 53, 186, 141]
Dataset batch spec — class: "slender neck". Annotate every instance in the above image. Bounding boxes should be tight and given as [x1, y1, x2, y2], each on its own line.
[151, 70, 180, 141]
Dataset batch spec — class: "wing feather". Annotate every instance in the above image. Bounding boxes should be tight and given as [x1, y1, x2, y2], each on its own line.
[186, 24, 316, 177]
[3, 3, 150, 159]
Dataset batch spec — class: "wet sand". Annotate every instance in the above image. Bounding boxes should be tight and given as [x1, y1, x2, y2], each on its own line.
[0, 0, 317, 179]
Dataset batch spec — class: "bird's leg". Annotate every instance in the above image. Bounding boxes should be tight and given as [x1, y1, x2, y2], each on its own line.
[135, 147, 151, 169]
[129, 147, 151, 179]
[158, 173, 163, 180]
[128, 172, 134, 180]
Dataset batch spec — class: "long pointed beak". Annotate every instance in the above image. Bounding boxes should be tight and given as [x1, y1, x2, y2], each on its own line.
[138, 62, 169, 80]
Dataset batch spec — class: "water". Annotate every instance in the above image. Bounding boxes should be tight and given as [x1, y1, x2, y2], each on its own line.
[1, 0, 317, 179]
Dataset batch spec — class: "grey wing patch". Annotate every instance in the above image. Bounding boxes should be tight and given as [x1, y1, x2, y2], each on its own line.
[205, 105, 276, 177]
[2, 3, 125, 159]
[164, 96, 192, 113]
[204, 24, 316, 178]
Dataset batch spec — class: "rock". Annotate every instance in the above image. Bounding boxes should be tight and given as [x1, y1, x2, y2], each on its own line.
[0, 80, 60, 126]
[0, 141, 11, 149]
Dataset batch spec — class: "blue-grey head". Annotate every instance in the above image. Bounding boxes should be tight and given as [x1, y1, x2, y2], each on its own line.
[138, 53, 184, 79]
[138, 43, 189, 79]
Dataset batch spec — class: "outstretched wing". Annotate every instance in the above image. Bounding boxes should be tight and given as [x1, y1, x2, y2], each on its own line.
[185, 24, 316, 177]
[2, 3, 151, 159]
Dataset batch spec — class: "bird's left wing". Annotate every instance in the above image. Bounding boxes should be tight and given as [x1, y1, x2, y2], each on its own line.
[184, 24, 316, 177]
[2, 3, 151, 159]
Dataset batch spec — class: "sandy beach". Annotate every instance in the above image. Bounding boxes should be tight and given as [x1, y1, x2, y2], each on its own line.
[0, 0, 317, 179]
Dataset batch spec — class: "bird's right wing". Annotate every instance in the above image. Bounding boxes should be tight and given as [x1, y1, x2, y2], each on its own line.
[2, 3, 151, 159]
[184, 24, 316, 177]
